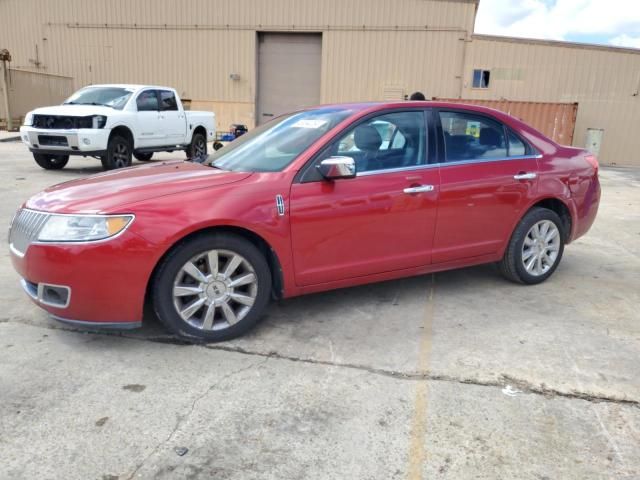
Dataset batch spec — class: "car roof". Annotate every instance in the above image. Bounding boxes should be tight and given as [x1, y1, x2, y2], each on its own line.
[81, 84, 175, 91]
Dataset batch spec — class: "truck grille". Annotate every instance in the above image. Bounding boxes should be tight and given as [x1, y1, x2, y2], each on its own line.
[38, 135, 68, 147]
[32, 115, 93, 130]
[9, 209, 50, 255]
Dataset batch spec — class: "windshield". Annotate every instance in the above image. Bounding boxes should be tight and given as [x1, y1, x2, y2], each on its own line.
[64, 87, 134, 110]
[207, 108, 354, 172]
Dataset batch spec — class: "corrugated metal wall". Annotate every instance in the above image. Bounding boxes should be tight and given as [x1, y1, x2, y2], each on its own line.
[463, 35, 640, 165]
[0, 0, 476, 129]
[436, 98, 578, 145]
[0, 69, 74, 123]
[1, 0, 640, 164]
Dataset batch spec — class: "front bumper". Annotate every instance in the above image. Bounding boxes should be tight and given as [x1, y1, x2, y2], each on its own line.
[10, 229, 160, 327]
[20, 126, 110, 155]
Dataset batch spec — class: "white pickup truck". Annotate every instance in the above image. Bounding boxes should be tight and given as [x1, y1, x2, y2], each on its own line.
[20, 84, 215, 170]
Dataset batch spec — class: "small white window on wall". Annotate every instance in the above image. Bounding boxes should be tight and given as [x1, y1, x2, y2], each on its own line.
[472, 69, 491, 89]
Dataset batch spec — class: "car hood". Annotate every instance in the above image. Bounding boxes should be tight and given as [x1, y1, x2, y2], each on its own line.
[26, 161, 252, 213]
[30, 104, 115, 117]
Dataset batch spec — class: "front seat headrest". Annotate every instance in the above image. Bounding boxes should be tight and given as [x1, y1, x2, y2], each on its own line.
[354, 125, 382, 152]
[479, 127, 501, 147]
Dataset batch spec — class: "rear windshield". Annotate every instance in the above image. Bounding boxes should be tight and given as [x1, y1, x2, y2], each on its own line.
[207, 108, 353, 172]
[64, 87, 134, 110]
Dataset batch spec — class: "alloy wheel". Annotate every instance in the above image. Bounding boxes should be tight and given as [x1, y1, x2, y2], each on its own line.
[113, 142, 129, 168]
[194, 138, 206, 159]
[172, 249, 258, 331]
[521, 220, 561, 276]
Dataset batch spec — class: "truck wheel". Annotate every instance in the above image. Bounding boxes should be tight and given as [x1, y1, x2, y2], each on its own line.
[213, 142, 224, 151]
[33, 154, 69, 170]
[101, 135, 132, 170]
[186, 132, 207, 162]
[134, 152, 153, 162]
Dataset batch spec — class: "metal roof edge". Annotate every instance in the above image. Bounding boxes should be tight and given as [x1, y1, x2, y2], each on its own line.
[472, 33, 640, 55]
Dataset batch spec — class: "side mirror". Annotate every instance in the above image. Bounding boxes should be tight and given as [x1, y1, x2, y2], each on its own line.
[317, 156, 356, 180]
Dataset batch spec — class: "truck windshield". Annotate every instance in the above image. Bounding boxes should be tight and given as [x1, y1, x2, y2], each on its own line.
[64, 87, 134, 110]
[207, 108, 353, 172]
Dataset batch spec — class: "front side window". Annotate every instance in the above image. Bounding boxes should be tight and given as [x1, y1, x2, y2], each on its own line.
[159, 90, 178, 111]
[64, 87, 133, 110]
[439, 111, 507, 162]
[208, 108, 353, 172]
[136, 90, 159, 111]
[324, 111, 426, 173]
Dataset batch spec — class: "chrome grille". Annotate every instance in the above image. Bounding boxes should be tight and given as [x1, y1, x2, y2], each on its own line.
[9, 209, 50, 255]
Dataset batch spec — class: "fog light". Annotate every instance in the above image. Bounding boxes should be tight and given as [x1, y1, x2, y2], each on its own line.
[82, 138, 91, 145]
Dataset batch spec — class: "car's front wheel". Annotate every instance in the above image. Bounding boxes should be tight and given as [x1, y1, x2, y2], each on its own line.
[499, 207, 565, 284]
[101, 135, 132, 170]
[33, 154, 69, 170]
[152, 233, 272, 342]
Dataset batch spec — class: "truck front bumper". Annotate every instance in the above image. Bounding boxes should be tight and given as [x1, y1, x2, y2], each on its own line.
[20, 126, 110, 156]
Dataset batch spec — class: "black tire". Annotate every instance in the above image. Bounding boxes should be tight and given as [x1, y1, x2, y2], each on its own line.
[213, 141, 224, 151]
[33, 154, 69, 170]
[499, 207, 565, 285]
[134, 152, 153, 161]
[101, 135, 132, 170]
[186, 132, 208, 162]
[152, 232, 272, 342]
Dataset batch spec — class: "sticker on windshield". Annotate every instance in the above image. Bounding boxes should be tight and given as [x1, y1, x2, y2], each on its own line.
[291, 119, 328, 129]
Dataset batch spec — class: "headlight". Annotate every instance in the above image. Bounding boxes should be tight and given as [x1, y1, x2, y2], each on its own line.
[23, 112, 34, 126]
[91, 115, 107, 129]
[37, 214, 134, 242]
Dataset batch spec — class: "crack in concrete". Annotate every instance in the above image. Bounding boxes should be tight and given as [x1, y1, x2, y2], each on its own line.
[5, 319, 639, 408]
[124, 357, 268, 479]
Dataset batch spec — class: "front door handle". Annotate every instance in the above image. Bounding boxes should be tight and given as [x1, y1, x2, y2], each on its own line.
[514, 172, 537, 180]
[403, 185, 435, 194]
[262, 113, 274, 117]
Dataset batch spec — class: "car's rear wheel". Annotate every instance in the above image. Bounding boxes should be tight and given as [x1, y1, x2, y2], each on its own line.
[101, 135, 132, 170]
[499, 207, 565, 284]
[152, 233, 271, 342]
[134, 152, 153, 161]
[33, 154, 69, 170]
[186, 132, 207, 162]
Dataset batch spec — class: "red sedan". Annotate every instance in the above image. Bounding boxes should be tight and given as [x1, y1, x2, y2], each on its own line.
[9, 102, 600, 341]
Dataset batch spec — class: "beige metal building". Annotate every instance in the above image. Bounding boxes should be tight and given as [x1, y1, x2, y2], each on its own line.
[1, 0, 639, 165]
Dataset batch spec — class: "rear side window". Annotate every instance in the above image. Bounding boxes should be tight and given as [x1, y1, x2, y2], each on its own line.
[159, 90, 178, 111]
[507, 130, 527, 156]
[439, 111, 507, 162]
[136, 90, 159, 111]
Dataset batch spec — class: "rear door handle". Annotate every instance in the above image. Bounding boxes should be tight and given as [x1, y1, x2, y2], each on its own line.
[403, 185, 435, 194]
[513, 172, 537, 180]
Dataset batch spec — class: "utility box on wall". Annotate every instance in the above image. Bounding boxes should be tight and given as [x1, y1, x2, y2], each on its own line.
[585, 128, 604, 156]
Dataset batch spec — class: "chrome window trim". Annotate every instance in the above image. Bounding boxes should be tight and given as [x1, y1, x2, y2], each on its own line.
[355, 154, 542, 177]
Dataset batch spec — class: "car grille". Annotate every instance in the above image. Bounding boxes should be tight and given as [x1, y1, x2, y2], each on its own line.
[38, 135, 68, 147]
[32, 115, 93, 130]
[9, 209, 50, 255]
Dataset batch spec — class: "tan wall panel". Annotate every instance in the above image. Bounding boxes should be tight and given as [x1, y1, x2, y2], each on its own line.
[0, 69, 74, 122]
[464, 37, 640, 165]
[189, 100, 255, 131]
[321, 30, 465, 102]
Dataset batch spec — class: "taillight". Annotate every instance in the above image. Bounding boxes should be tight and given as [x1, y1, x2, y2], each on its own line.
[585, 154, 599, 172]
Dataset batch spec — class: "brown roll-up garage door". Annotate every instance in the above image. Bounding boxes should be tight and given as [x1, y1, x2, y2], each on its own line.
[436, 99, 578, 146]
[257, 33, 322, 125]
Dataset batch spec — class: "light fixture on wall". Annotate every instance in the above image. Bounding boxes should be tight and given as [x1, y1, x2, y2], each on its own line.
[229, 73, 241, 81]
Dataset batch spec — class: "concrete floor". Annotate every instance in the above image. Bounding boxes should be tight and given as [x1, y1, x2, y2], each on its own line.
[0, 142, 638, 479]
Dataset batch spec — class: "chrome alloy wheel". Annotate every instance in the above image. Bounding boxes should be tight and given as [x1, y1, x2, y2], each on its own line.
[172, 249, 258, 331]
[521, 220, 561, 276]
